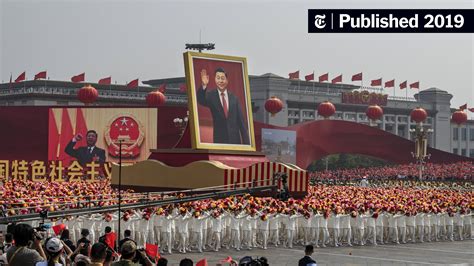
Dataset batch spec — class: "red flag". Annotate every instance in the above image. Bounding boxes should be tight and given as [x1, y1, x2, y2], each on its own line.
[196, 258, 208, 266]
[58, 108, 74, 165]
[399, 80, 407, 90]
[409, 81, 419, 89]
[288, 70, 299, 79]
[127, 79, 139, 89]
[384, 79, 395, 88]
[145, 243, 159, 259]
[34, 71, 47, 80]
[98, 77, 112, 85]
[158, 83, 166, 93]
[459, 103, 467, 111]
[468, 108, 474, 113]
[15, 72, 26, 83]
[71, 73, 85, 83]
[351, 72, 362, 81]
[319, 73, 329, 82]
[370, 78, 382, 86]
[331, 74, 342, 84]
[305, 72, 314, 81]
[52, 224, 66, 235]
[104, 232, 116, 250]
[75, 109, 88, 148]
[179, 83, 187, 92]
[48, 109, 60, 161]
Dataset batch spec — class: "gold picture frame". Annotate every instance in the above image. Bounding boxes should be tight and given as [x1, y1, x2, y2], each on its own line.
[183, 52, 256, 151]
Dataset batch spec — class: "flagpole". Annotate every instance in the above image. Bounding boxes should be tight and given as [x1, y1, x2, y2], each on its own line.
[393, 80, 395, 98]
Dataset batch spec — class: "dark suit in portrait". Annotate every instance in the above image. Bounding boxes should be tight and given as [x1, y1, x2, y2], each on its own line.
[65, 141, 106, 166]
[197, 87, 250, 145]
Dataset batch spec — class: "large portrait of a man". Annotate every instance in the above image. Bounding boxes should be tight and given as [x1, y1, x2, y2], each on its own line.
[184, 52, 256, 151]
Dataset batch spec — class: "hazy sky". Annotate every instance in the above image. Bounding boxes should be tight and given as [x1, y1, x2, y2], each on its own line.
[1, 0, 472, 117]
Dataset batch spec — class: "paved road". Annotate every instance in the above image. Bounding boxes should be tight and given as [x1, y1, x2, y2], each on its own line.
[163, 239, 473, 265]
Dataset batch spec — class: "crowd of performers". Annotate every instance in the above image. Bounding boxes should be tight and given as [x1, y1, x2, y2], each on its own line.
[312, 161, 473, 181]
[6, 182, 472, 255]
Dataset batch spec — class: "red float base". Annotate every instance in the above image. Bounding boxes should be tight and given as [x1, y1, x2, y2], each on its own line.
[148, 148, 269, 168]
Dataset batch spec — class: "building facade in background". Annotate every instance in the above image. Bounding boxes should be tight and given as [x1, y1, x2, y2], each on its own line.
[0, 73, 472, 158]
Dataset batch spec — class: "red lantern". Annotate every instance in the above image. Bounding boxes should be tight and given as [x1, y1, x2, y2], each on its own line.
[77, 84, 98, 105]
[317, 101, 336, 119]
[146, 91, 166, 107]
[451, 110, 467, 125]
[366, 105, 383, 121]
[410, 107, 427, 123]
[265, 96, 283, 117]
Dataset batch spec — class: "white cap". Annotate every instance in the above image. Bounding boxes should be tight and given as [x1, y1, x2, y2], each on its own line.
[46, 237, 64, 253]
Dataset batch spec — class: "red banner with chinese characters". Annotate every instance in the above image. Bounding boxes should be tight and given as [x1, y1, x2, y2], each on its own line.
[0, 160, 111, 182]
[341, 90, 388, 106]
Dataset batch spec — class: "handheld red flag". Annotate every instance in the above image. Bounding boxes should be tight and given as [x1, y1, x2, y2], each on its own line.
[104, 232, 116, 250]
[370, 78, 382, 86]
[331, 74, 342, 84]
[196, 258, 208, 266]
[319, 73, 329, 82]
[98, 77, 112, 85]
[15, 72, 26, 83]
[409, 81, 419, 89]
[145, 243, 160, 259]
[34, 71, 47, 80]
[459, 103, 467, 111]
[468, 108, 474, 113]
[305, 72, 314, 81]
[52, 224, 66, 235]
[127, 79, 139, 89]
[384, 79, 395, 88]
[399, 81, 407, 90]
[351, 72, 362, 81]
[71, 73, 85, 83]
[288, 70, 300, 79]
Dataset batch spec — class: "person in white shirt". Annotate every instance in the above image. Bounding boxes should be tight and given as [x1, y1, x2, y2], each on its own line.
[319, 211, 330, 248]
[424, 211, 432, 242]
[405, 211, 416, 243]
[241, 211, 256, 250]
[176, 208, 191, 253]
[268, 212, 281, 247]
[301, 213, 313, 246]
[310, 211, 322, 247]
[356, 211, 367, 246]
[153, 209, 165, 248]
[439, 212, 448, 241]
[328, 211, 341, 247]
[230, 209, 245, 251]
[210, 211, 225, 251]
[257, 213, 271, 250]
[462, 209, 472, 240]
[375, 212, 385, 244]
[415, 212, 425, 242]
[282, 210, 300, 248]
[430, 210, 439, 242]
[339, 212, 352, 246]
[396, 211, 407, 244]
[161, 209, 176, 254]
[387, 212, 399, 244]
[365, 211, 376, 245]
[454, 211, 464, 241]
[190, 210, 209, 253]
[445, 211, 455, 241]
